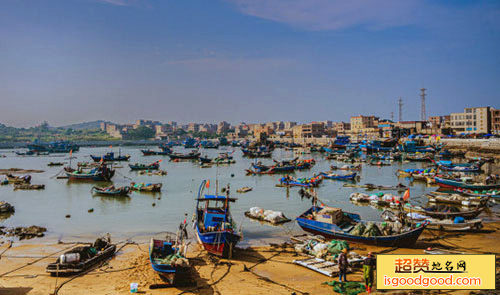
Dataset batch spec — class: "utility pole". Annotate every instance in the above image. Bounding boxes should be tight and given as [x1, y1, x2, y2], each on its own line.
[398, 97, 403, 122]
[420, 88, 426, 121]
[391, 112, 394, 122]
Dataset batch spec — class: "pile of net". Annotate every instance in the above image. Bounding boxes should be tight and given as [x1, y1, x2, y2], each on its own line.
[349, 222, 383, 237]
[155, 253, 189, 267]
[247, 207, 289, 224]
[295, 239, 349, 259]
[323, 280, 366, 295]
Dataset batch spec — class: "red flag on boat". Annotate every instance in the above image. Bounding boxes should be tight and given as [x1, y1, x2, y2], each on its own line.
[69, 150, 72, 157]
[403, 189, 410, 201]
[206, 180, 210, 188]
[100, 156, 104, 164]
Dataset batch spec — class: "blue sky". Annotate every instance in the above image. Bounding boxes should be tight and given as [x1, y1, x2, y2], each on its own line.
[0, 0, 499, 127]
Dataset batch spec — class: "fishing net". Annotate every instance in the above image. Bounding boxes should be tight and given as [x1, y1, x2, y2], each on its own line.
[327, 240, 349, 254]
[324, 280, 366, 295]
[349, 223, 366, 236]
[362, 222, 382, 237]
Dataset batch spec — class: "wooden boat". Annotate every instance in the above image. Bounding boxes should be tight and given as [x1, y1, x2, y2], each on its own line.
[320, 172, 357, 181]
[236, 187, 252, 193]
[142, 149, 170, 156]
[434, 176, 500, 190]
[199, 156, 212, 164]
[427, 191, 489, 207]
[343, 183, 407, 191]
[381, 210, 483, 232]
[195, 181, 242, 258]
[64, 164, 115, 181]
[241, 149, 272, 158]
[46, 237, 116, 275]
[252, 163, 295, 173]
[0, 201, 14, 213]
[90, 152, 130, 162]
[296, 205, 427, 247]
[279, 175, 323, 188]
[13, 184, 45, 190]
[130, 182, 162, 192]
[6, 174, 32, 184]
[168, 151, 200, 160]
[336, 164, 362, 171]
[129, 162, 160, 171]
[91, 185, 130, 196]
[138, 170, 167, 176]
[47, 162, 65, 166]
[245, 168, 275, 175]
[453, 188, 500, 200]
[402, 203, 484, 220]
[149, 222, 189, 284]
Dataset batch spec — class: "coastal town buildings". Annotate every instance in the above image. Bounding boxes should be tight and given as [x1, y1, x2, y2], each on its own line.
[450, 107, 491, 134]
[491, 108, 500, 135]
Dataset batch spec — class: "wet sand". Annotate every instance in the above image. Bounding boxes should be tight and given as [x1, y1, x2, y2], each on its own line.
[0, 222, 499, 295]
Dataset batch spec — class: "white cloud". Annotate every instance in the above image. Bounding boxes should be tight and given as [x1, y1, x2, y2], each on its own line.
[228, 0, 420, 31]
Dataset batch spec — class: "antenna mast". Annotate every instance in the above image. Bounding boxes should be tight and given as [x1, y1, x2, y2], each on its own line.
[398, 97, 403, 122]
[420, 88, 426, 121]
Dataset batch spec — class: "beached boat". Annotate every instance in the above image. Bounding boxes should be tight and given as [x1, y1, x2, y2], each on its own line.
[296, 205, 427, 247]
[149, 221, 190, 284]
[279, 175, 323, 188]
[129, 162, 160, 171]
[6, 174, 31, 184]
[434, 176, 500, 190]
[64, 164, 115, 181]
[194, 180, 242, 258]
[91, 185, 130, 196]
[13, 184, 45, 190]
[46, 237, 116, 275]
[90, 152, 130, 162]
[453, 188, 500, 200]
[320, 172, 357, 181]
[401, 203, 484, 220]
[381, 210, 483, 232]
[168, 151, 200, 160]
[130, 182, 162, 192]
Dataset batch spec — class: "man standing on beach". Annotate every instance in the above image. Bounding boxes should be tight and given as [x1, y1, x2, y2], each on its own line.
[338, 248, 349, 282]
[363, 252, 376, 293]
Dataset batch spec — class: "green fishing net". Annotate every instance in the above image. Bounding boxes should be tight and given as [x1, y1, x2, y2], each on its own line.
[324, 280, 366, 295]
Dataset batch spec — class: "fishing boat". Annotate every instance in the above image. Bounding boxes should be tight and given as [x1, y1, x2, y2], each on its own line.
[0, 201, 15, 213]
[90, 152, 130, 162]
[252, 162, 295, 173]
[28, 140, 79, 154]
[245, 168, 275, 175]
[434, 176, 500, 190]
[149, 221, 190, 284]
[168, 150, 200, 160]
[6, 174, 31, 184]
[401, 203, 484, 220]
[194, 180, 242, 258]
[130, 182, 162, 192]
[296, 204, 427, 247]
[426, 191, 490, 207]
[91, 185, 130, 196]
[13, 184, 45, 190]
[279, 175, 323, 188]
[129, 161, 160, 171]
[46, 236, 116, 275]
[453, 188, 500, 200]
[241, 148, 272, 158]
[236, 187, 252, 193]
[404, 153, 433, 162]
[199, 156, 212, 164]
[47, 162, 65, 166]
[64, 164, 115, 181]
[141, 149, 171, 156]
[381, 211, 483, 232]
[320, 172, 357, 181]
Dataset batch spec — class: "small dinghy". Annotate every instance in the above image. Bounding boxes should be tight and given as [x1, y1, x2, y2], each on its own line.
[6, 174, 31, 184]
[130, 182, 162, 192]
[236, 187, 252, 193]
[46, 236, 116, 275]
[13, 184, 45, 190]
[48, 162, 65, 166]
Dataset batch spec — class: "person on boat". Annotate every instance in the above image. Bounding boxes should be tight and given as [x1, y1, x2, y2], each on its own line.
[363, 252, 375, 293]
[338, 248, 349, 282]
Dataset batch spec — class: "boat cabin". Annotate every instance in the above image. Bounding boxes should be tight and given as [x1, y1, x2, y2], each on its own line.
[196, 195, 237, 232]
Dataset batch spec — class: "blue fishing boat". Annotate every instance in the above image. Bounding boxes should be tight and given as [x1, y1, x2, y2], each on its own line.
[434, 176, 500, 190]
[319, 172, 357, 181]
[194, 180, 242, 258]
[296, 205, 427, 247]
[90, 152, 130, 162]
[149, 221, 189, 284]
[183, 138, 198, 149]
[279, 175, 323, 187]
[28, 140, 80, 153]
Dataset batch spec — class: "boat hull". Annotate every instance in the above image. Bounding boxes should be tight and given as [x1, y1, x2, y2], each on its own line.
[195, 226, 241, 258]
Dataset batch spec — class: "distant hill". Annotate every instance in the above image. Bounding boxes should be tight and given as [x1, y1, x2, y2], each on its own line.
[59, 120, 111, 130]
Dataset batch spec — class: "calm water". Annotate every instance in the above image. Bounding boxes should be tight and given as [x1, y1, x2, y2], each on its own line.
[0, 147, 436, 245]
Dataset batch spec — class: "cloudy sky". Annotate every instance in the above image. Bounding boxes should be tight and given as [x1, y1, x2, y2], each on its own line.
[1, 0, 499, 127]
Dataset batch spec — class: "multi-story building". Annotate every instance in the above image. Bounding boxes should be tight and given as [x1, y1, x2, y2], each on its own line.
[217, 121, 231, 134]
[333, 122, 351, 136]
[450, 107, 491, 134]
[292, 122, 325, 138]
[491, 108, 500, 135]
[283, 121, 297, 130]
[350, 115, 379, 133]
[187, 123, 200, 133]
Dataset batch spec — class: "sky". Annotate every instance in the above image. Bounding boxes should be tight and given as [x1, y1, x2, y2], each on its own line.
[0, 0, 499, 127]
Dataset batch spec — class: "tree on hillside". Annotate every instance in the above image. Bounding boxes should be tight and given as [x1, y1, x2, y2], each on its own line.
[126, 126, 155, 140]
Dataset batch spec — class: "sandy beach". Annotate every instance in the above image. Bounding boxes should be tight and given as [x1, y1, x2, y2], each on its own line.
[0, 222, 499, 295]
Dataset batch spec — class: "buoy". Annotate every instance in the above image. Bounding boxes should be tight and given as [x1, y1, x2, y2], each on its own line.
[88, 208, 94, 213]
[65, 214, 71, 218]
